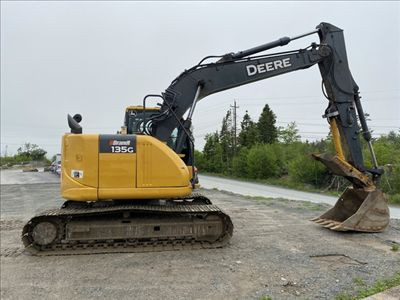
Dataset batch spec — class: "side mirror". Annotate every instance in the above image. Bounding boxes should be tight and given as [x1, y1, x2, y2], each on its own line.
[67, 114, 82, 134]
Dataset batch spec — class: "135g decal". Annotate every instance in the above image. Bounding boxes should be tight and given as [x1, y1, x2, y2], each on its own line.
[99, 134, 136, 154]
[110, 145, 135, 153]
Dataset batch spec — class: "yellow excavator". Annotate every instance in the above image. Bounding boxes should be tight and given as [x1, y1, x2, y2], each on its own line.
[22, 22, 389, 255]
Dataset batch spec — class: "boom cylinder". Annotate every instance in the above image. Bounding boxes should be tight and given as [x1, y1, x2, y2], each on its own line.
[230, 29, 319, 60]
[230, 37, 291, 59]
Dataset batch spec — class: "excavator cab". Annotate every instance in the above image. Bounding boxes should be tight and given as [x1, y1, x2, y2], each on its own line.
[123, 106, 179, 149]
[123, 106, 160, 135]
[123, 105, 197, 183]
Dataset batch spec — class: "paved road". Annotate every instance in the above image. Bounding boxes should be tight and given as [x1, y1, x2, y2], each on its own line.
[199, 174, 400, 219]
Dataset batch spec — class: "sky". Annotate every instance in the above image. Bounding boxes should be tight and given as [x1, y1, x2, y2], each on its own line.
[1, 1, 399, 157]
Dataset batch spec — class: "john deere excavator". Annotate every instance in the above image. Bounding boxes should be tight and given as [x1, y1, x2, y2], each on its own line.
[22, 22, 390, 255]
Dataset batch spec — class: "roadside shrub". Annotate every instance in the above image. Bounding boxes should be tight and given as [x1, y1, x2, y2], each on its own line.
[194, 150, 206, 171]
[276, 142, 309, 176]
[232, 147, 249, 177]
[246, 144, 279, 179]
[288, 153, 328, 187]
[380, 165, 400, 195]
[1, 154, 32, 166]
[267, 143, 287, 177]
[202, 139, 224, 173]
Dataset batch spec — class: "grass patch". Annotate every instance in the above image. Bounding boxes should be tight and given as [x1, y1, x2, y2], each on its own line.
[391, 244, 399, 252]
[301, 201, 326, 211]
[244, 195, 280, 207]
[242, 194, 328, 212]
[260, 296, 272, 300]
[388, 194, 400, 205]
[335, 272, 400, 300]
[353, 277, 365, 287]
[245, 195, 278, 202]
[252, 196, 272, 201]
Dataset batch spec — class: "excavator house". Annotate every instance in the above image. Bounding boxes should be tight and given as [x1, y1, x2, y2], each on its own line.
[22, 22, 390, 255]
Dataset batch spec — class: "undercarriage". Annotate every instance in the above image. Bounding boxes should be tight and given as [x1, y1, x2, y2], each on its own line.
[22, 194, 233, 256]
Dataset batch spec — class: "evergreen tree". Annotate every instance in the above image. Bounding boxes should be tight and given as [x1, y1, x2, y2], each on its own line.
[257, 104, 278, 144]
[202, 131, 223, 172]
[238, 111, 259, 148]
[219, 109, 235, 167]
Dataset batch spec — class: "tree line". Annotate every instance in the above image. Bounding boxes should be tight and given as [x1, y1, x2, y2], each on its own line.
[0, 143, 49, 167]
[195, 104, 400, 204]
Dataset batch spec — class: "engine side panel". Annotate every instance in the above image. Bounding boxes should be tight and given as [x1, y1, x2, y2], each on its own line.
[136, 135, 190, 188]
[61, 133, 192, 201]
[98, 134, 137, 188]
[61, 134, 99, 201]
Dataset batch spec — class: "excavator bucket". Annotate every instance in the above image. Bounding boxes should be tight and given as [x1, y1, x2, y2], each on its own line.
[311, 154, 390, 232]
[311, 187, 389, 232]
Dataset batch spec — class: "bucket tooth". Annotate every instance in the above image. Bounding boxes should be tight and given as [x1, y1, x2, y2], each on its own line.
[320, 220, 332, 225]
[314, 218, 326, 224]
[331, 225, 346, 231]
[324, 222, 338, 229]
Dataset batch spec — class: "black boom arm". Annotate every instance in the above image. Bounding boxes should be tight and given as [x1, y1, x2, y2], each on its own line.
[150, 23, 378, 176]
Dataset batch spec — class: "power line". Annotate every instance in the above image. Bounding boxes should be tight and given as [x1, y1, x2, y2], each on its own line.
[193, 120, 399, 132]
[197, 97, 399, 113]
[194, 130, 390, 138]
[274, 121, 399, 129]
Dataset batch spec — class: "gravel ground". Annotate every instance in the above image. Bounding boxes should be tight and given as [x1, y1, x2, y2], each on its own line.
[1, 172, 400, 299]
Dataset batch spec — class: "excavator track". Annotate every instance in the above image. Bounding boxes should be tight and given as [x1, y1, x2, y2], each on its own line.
[22, 194, 233, 256]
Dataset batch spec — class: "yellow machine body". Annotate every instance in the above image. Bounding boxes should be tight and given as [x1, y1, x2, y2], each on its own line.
[61, 133, 192, 201]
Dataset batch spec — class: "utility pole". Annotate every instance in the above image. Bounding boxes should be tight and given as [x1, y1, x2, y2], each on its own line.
[230, 100, 239, 154]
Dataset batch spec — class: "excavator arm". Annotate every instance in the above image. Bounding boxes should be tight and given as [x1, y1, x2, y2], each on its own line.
[151, 23, 376, 177]
[147, 22, 389, 232]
